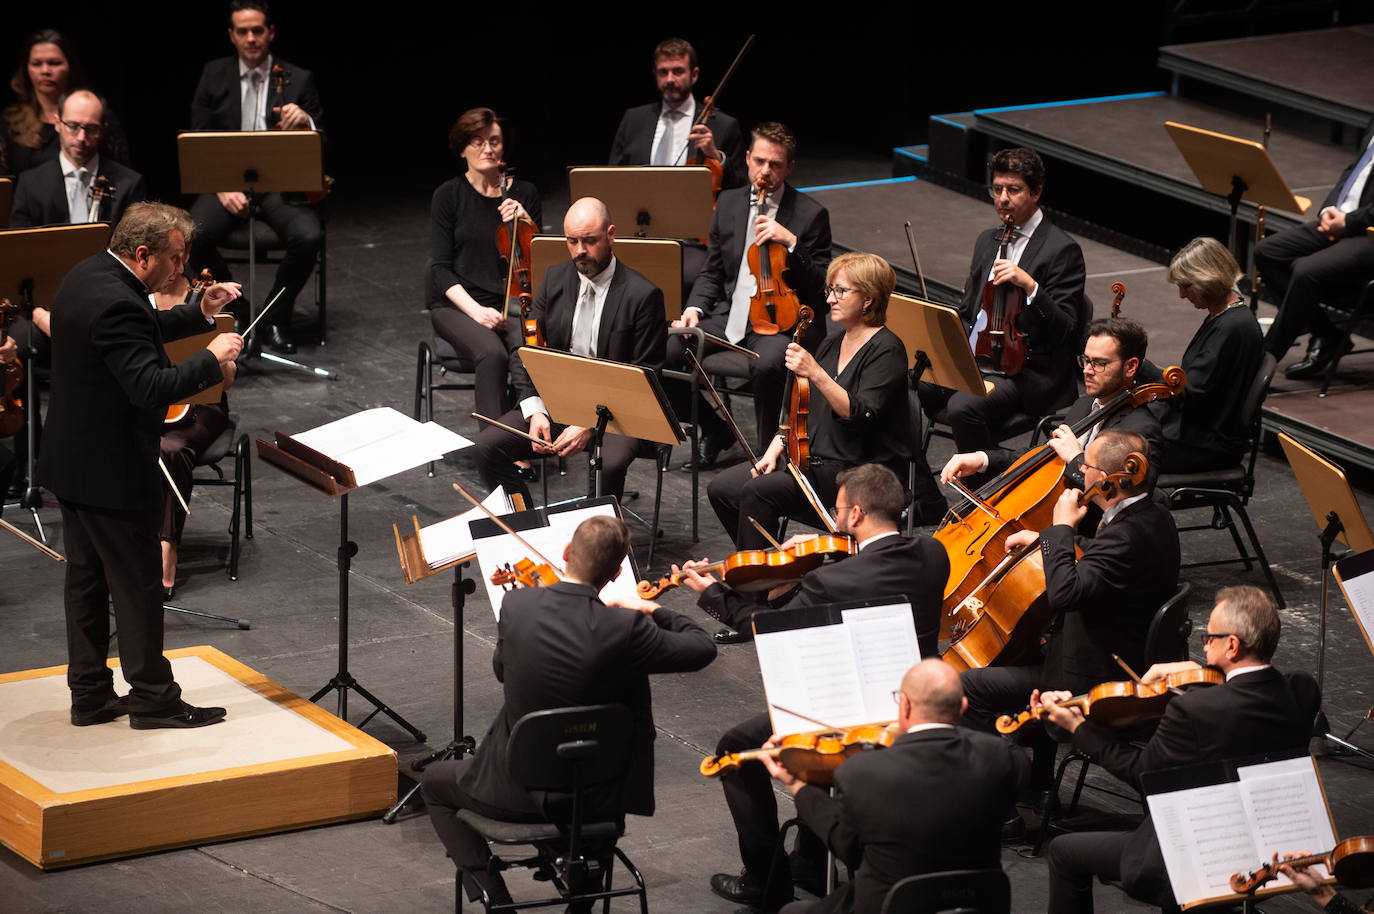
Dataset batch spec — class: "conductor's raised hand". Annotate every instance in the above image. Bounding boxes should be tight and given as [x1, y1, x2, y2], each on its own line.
[201, 281, 243, 320]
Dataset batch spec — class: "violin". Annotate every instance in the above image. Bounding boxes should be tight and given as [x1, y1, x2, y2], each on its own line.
[677, 35, 753, 202]
[1110, 281, 1125, 317]
[495, 165, 542, 348]
[490, 557, 561, 590]
[638, 533, 854, 599]
[777, 305, 814, 468]
[87, 174, 115, 224]
[1230, 836, 1374, 894]
[935, 368, 1186, 656]
[164, 270, 216, 426]
[972, 221, 1028, 375]
[0, 299, 24, 440]
[270, 63, 287, 128]
[746, 180, 802, 335]
[994, 667, 1222, 734]
[700, 722, 893, 786]
[941, 446, 1152, 672]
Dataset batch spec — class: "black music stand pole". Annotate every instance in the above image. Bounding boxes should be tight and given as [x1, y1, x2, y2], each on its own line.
[309, 493, 427, 741]
[383, 561, 477, 823]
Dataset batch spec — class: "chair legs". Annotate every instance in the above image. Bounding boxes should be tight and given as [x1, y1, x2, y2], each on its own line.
[1172, 487, 1285, 609]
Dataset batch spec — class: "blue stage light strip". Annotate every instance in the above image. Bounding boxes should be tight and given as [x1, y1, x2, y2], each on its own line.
[973, 91, 1165, 114]
[795, 176, 918, 194]
[930, 114, 970, 131]
[895, 147, 928, 163]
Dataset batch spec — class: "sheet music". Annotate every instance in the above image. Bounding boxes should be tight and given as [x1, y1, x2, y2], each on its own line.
[418, 487, 511, 569]
[1151, 783, 1260, 905]
[1335, 550, 1374, 653]
[842, 602, 921, 719]
[293, 407, 473, 485]
[756, 624, 867, 735]
[1236, 757, 1335, 887]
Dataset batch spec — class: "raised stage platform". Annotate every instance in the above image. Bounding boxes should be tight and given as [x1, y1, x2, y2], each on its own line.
[0, 647, 396, 869]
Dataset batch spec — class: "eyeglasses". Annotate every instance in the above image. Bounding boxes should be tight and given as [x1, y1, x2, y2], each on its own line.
[1080, 462, 1107, 475]
[824, 284, 857, 299]
[987, 183, 1028, 199]
[59, 119, 102, 136]
[1076, 355, 1120, 372]
[1200, 631, 1243, 646]
[890, 689, 904, 707]
[467, 135, 503, 150]
[830, 503, 864, 517]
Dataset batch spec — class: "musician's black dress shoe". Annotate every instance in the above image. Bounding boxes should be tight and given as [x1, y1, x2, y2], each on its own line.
[129, 701, 227, 730]
[262, 324, 297, 355]
[710, 870, 791, 908]
[1285, 334, 1352, 380]
[71, 694, 129, 726]
[714, 628, 753, 645]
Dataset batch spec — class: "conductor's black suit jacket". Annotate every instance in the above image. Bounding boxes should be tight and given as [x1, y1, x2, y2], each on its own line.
[10, 157, 147, 228]
[37, 252, 222, 510]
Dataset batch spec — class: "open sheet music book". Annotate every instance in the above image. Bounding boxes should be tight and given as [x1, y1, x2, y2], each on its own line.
[1144, 753, 1336, 909]
[415, 487, 513, 570]
[291, 407, 472, 486]
[1334, 548, 1374, 656]
[752, 597, 919, 737]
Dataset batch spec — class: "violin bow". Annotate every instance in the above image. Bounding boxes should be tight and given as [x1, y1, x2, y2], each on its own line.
[452, 482, 565, 576]
[747, 516, 785, 550]
[672, 34, 756, 167]
[471, 412, 548, 446]
[771, 704, 840, 731]
[903, 221, 929, 300]
[785, 461, 839, 534]
[0, 516, 64, 562]
[684, 348, 761, 472]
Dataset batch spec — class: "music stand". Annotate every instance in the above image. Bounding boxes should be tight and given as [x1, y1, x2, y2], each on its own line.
[886, 292, 990, 396]
[177, 130, 334, 380]
[519, 347, 684, 500]
[0, 224, 109, 537]
[0, 178, 13, 229]
[568, 166, 714, 241]
[1278, 432, 1374, 762]
[1164, 120, 1312, 252]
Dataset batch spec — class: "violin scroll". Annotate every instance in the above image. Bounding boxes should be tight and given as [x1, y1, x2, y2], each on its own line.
[1110, 281, 1126, 317]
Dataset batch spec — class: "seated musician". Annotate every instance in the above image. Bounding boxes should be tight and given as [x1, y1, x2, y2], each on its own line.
[761, 660, 1027, 914]
[1277, 853, 1373, 914]
[669, 121, 831, 465]
[941, 315, 1164, 530]
[677, 464, 948, 909]
[957, 428, 1179, 825]
[1157, 236, 1264, 473]
[0, 336, 16, 508]
[916, 147, 1089, 491]
[1039, 585, 1320, 914]
[472, 197, 666, 506]
[420, 515, 715, 908]
[154, 272, 235, 599]
[429, 107, 542, 422]
[706, 252, 908, 556]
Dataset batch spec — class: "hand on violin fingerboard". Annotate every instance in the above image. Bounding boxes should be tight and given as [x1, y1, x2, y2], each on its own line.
[754, 215, 796, 251]
[1034, 689, 1085, 733]
[673, 560, 717, 593]
[688, 123, 721, 162]
[783, 342, 819, 380]
[273, 103, 312, 130]
[990, 259, 1036, 296]
[498, 198, 529, 223]
[758, 737, 804, 794]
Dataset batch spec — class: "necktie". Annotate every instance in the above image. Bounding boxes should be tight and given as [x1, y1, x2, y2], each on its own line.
[69, 168, 90, 224]
[652, 108, 683, 166]
[572, 281, 597, 356]
[726, 194, 767, 343]
[242, 71, 262, 131]
[1334, 136, 1374, 210]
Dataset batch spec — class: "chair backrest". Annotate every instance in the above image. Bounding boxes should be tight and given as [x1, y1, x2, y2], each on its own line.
[1144, 581, 1192, 665]
[881, 868, 1010, 914]
[507, 704, 633, 793]
[1238, 352, 1278, 497]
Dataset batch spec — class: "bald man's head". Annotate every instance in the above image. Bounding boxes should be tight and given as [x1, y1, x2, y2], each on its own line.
[898, 659, 964, 726]
[56, 89, 104, 167]
[564, 196, 615, 276]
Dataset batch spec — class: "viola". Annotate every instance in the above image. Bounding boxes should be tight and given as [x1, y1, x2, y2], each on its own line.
[0, 299, 24, 440]
[87, 174, 115, 224]
[972, 221, 1028, 375]
[940, 440, 1156, 672]
[746, 180, 802, 335]
[678, 35, 753, 203]
[491, 557, 560, 590]
[164, 270, 216, 426]
[1230, 836, 1374, 895]
[994, 667, 1223, 734]
[777, 305, 814, 468]
[700, 722, 893, 786]
[638, 533, 854, 599]
[270, 63, 287, 128]
[495, 164, 542, 348]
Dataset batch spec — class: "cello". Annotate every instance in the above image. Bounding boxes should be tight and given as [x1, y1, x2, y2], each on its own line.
[495, 164, 542, 347]
[746, 180, 802, 335]
[972, 221, 1028, 375]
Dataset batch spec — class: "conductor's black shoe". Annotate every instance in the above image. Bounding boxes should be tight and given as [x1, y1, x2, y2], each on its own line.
[262, 324, 297, 355]
[130, 701, 227, 730]
[714, 628, 752, 645]
[71, 694, 129, 726]
[710, 871, 789, 907]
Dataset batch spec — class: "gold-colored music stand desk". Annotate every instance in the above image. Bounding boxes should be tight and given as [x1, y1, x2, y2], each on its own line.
[567, 166, 714, 242]
[886, 292, 990, 396]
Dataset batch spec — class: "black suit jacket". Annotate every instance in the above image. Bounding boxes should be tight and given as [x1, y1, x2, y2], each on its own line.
[1038, 495, 1180, 688]
[959, 217, 1089, 415]
[698, 533, 949, 659]
[986, 391, 1166, 483]
[1319, 115, 1374, 235]
[37, 252, 222, 510]
[190, 56, 324, 131]
[457, 581, 715, 819]
[795, 726, 1027, 914]
[510, 258, 666, 406]
[684, 183, 831, 319]
[609, 100, 747, 189]
[1072, 666, 1320, 907]
[10, 157, 147, 228]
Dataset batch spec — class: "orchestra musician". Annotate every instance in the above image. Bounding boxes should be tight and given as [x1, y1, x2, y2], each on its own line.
[1158, 237, 1264, 473]
[679, 464, 948, 909]
[671, 121, 832, 464]
[471, 197, 666, 506]
[154, 273, 234, 599]
[1039, 585, 1321, 914]
[941, 316, 1165, 531]
[3, 29, 129, 175]
[0, 336, 17, 508]
[760, 660, 1027, 914]
[706, 252, 909, 553]
[1276, 853, 1374, 914]
[187, 0, 324, 355]
[957, 428, 1179, 822]
[428, 106, 542, 421]
[37, 202, 243, 729]
[421, 515, 715, 909]
[917, 147, 1089, 472]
